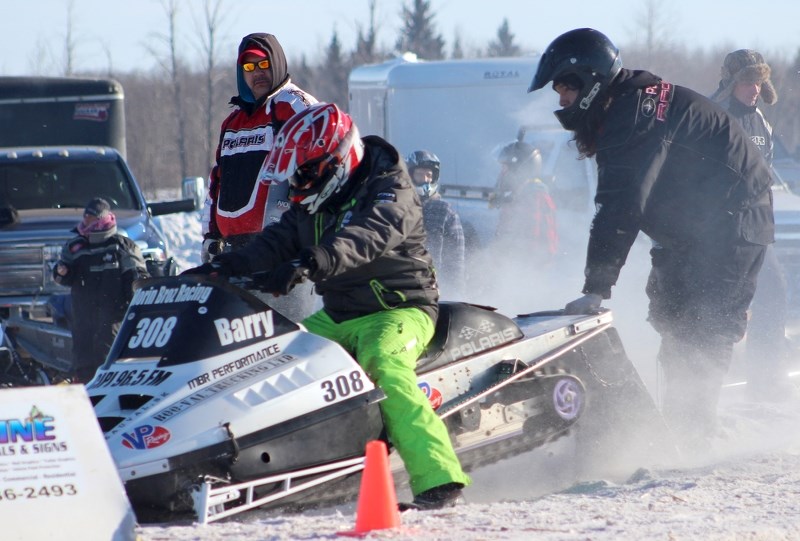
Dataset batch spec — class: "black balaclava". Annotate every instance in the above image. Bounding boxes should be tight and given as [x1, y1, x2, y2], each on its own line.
[234, 33, 289, 105]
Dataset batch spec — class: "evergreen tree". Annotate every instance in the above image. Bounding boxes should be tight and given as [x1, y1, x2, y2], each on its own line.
[486, 18, 520, 57]
[395, 0, 445, 60]
[314, 30, 350, 110]
[352, 0, 384, 67]
[451, 31, 464, 59]
[291, 54, 316, 93]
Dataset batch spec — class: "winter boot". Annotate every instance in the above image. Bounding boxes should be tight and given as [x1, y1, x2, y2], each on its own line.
[399, 482, 464, 511]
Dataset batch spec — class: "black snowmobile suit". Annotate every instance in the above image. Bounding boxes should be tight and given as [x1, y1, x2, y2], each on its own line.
[54, 230, 148, 379]
[583, 69, 773, 345]
[421, 195, 465, 298]
[583, 70, 773, 292]
[241, 135, 439, 324]
[719, 96, 774, 164]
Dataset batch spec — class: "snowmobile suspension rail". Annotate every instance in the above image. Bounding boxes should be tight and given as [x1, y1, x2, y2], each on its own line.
[192, 456, 365, 524]
[438, 322, 611, 419]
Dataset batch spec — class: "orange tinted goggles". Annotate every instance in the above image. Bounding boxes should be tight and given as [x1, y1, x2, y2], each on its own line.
[242, 59, 270, 72]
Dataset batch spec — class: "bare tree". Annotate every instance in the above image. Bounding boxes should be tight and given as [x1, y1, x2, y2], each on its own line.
[99, 42, 115, 78]
[145, 0, 189, 179]
[192, 0, 229, 171]
[63, 0, 78, 75]
[627, 0, 679, 69]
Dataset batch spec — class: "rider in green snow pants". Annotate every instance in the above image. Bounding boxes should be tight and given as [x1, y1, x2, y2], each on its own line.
[303, 306, 471, 496]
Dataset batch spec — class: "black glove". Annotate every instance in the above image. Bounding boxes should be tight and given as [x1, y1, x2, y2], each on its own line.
[181, 252, 250, 278]
[201, 237, 223, 264]
[257, 261, 310, 295]
[298, 246, 331, 280]
[564, 293, 603, 315]
[180, 261, 230, 277]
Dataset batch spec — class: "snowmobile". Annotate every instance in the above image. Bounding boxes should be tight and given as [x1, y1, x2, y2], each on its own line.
[86, 274, 668, 524]
[0, 298, 74, 386]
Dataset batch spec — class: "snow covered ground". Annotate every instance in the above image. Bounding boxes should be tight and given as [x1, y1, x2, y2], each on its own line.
[135, 211, 800, 541]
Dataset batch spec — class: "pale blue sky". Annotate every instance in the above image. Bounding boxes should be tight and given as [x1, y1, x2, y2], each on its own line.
[2, 0, 798, 75]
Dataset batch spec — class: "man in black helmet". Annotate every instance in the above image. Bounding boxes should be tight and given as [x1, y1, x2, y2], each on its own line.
[528, 28, 774, 447]
[406, 149, 466, 300]
[490, 140, 558, 262]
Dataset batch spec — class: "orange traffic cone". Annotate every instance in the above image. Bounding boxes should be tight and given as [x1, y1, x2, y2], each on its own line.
[339, 440, 400, 536]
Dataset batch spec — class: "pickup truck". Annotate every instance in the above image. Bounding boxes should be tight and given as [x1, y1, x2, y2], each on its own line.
[0, 76, 199, 384]
[0, 145, 194, 314]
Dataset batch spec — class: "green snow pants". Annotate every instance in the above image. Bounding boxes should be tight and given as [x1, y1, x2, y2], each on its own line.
[303, 307, 471, 495]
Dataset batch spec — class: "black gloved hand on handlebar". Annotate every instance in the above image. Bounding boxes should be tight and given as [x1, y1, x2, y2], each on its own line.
[181, 252, 250, 278]
[563, 293, 603, 315]
[257, 260, 310, 295]
[201, 237, 223, 264]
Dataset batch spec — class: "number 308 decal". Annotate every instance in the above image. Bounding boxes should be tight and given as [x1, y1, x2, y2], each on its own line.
[321, 371, 366, 402]
[128, 316, 178, 349]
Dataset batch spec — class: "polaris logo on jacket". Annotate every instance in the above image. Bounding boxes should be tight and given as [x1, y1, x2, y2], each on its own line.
[214, 310, 275, 346]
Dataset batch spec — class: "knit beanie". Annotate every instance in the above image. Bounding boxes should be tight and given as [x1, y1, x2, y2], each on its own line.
[711, 49, 777, 105]
[78, 197, 117, 241]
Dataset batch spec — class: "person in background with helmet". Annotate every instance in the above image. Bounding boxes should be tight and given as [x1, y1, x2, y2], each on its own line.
[184, 103, 471, 510]
[711, 50, 794, 401]
[406, 150, 466, 300]
[53, 198, 149, 383]
[202, 32, 318, 321]
[490, 140, 559, 262]
[529, 28, 774, 448]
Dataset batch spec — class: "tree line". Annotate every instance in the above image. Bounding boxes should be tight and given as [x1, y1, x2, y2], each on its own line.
[42, 0, 800, 194]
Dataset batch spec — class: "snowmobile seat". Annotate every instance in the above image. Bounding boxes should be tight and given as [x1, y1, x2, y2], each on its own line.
[416, 301, 524, 374]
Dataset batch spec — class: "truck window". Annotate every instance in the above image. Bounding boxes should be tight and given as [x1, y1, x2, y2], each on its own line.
[0, 160, 139, 211]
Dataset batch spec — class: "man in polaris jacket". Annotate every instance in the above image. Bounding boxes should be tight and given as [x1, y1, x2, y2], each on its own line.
[529, 29, 774, 445]
[185, 103, 471, 510]
[202, 33, 318, 321]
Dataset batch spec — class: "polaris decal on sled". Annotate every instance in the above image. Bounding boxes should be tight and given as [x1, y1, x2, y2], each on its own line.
[450, 321, 519, 359]
[86, 275, 672, 525]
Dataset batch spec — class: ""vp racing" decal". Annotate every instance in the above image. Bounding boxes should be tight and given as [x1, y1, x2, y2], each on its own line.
[121, 425, 171, 450]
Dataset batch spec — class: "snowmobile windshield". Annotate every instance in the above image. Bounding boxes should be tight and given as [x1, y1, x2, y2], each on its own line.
[104, 275, 300, 368]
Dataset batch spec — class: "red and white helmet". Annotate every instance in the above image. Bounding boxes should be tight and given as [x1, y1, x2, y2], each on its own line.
[264, 102, 364, 214]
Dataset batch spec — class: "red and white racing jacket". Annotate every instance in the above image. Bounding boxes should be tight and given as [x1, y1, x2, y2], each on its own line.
[203, 80, 316, 239]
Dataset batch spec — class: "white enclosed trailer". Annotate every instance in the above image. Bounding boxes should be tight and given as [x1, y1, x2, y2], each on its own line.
[348, 55, 562, 188]
[348, 55, 596, 249]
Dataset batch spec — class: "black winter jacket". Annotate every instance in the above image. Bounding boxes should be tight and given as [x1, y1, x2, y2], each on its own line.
[422, 196, 465, 298]
[241, 136, 439, 323]
[583, 69, 774, 298]
[718, 96, 774, 165]
[54, 231, 149, 328]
